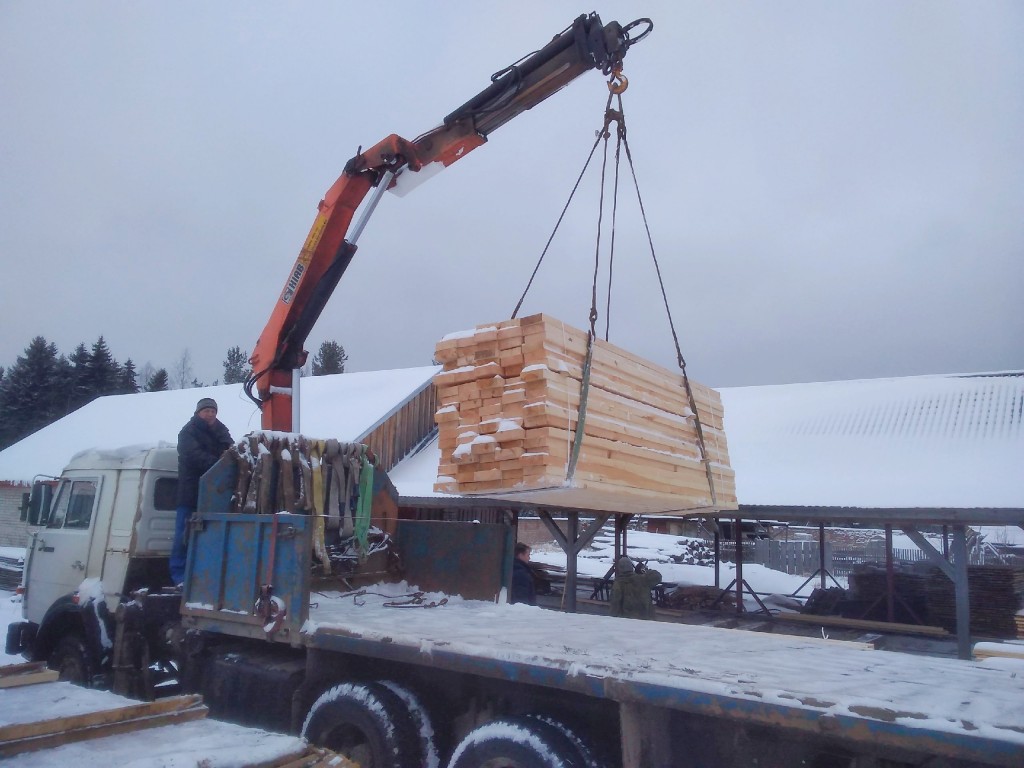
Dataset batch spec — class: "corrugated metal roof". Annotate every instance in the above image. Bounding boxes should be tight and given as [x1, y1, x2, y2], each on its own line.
[719, 372, 1024, 510]
[784, 373, 1023, 440]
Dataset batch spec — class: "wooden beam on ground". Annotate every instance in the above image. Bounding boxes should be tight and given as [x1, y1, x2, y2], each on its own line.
[0, 692, 207, 757]
[774, 612, 949, 637]
[0, 662, 58, 689]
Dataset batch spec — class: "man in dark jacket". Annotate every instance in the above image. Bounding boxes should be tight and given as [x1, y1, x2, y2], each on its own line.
[510, 542, 537, 605]
[170, 397, 233, 585]
[610, 555, 662, 620]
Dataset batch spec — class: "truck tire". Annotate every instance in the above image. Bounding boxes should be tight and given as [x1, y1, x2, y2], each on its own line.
[301, 681, 420, 768]
[48, 635, 93, 686]
[527, 715, 607, 768]
[379, 680, 441, 768]
[448, 716, 587, 768]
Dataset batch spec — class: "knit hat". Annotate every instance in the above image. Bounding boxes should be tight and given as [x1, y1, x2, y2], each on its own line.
[195, 397, 218, 414]
[615, 556, 634, 576]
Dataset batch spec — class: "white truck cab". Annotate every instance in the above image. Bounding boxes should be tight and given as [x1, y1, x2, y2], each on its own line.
[9, 444, 179, 683]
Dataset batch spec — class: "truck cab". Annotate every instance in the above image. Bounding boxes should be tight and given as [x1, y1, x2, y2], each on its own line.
[7, 445, 179, 685]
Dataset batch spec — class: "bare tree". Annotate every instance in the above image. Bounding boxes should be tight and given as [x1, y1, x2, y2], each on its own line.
[172, 349, 194, 389]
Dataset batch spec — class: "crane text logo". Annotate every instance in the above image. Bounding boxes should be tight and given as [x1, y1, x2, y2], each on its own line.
[281, 263, 305, 304]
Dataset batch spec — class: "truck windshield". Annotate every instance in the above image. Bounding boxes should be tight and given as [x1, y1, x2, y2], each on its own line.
[47, 479, 98, 530]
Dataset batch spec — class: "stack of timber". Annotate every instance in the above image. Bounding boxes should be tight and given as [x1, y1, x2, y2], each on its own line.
[925, 565, 1024, 638]
[432, 314, 737, 515]
[847, 566, 931, 625]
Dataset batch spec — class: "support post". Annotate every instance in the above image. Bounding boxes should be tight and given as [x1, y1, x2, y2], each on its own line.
[818, 522, 826, 591]
[291, 368, 301, 433]
[538, 510, 609, 614]
[885, 524, 895, 623]
[734, 517, 743, 614]
[713, 520, 720, 589]
[620, 702, 671, 768]
[565, 512, 579, 612]
[952, 525, 972, 660]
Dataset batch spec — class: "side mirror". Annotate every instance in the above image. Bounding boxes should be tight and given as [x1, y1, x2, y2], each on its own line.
[20, 492, 30, 522]
[28, 482, 53, 527]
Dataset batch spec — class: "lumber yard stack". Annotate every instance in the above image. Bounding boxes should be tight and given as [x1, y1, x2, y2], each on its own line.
[432, 313, 737, 515]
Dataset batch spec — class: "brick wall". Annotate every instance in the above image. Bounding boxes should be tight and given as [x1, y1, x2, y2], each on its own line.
[0, 485, 32, 549]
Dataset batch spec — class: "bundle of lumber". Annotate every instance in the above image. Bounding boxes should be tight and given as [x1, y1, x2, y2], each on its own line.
[925, 565, 1024, 638]
[432, 314, 737, 515]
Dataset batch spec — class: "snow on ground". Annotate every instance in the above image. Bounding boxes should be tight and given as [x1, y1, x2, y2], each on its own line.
[529, 528, 828, 600]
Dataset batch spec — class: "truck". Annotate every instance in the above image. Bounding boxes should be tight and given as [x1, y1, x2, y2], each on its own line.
[6, 12, 1024, 768]
[7, 441, 1024, 767]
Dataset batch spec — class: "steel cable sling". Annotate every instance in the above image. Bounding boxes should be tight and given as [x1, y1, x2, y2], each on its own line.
[510, 80, 625, 483]
[510, 68, 719, 505]
[616, 102, 720, 509]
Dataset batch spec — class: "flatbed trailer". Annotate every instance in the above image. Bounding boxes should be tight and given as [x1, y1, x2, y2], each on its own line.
[180, 512, 1024, 767]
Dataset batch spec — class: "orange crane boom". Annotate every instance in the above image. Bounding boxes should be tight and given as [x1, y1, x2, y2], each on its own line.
[245, 13, 652, 431]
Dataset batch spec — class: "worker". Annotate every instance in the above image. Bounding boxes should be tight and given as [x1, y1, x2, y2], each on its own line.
[170, 397, 233, 587]
[510, 542, 537, 605]
[610, 556, 662, 620]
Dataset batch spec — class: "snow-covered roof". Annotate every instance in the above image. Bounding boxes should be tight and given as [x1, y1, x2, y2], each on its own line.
[1, 368, 1020, 513]
[0, 367, 437, 484]
[718, 372, 1024, 510]
[389, 371, 1024, 514]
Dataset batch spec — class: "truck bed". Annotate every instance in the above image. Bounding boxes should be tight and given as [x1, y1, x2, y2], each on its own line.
[182, 513, 1023, 763]
[302, 586, 1024, 764]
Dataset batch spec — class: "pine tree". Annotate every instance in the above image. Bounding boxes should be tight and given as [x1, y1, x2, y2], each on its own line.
[145, 369, 170, 392]
[86, 336, 120, 397]
[223, 346, 252, 385]
[64, 342, 91, 413]
[311, 340, 348, 376]
[119, 359, 140, 394]
[0, 337, 64, 449]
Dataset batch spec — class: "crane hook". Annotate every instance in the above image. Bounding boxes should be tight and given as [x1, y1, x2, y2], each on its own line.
[608, 67, 628, 95]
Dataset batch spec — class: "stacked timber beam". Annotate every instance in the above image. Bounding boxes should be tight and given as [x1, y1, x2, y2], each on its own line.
[432, 314, 737, 515]
[0, 675, 348, 766]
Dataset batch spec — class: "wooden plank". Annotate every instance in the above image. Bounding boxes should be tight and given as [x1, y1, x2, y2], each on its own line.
[0, 694, 208, 758]
[0, 662, 49, 678]
[774, 612, 950, 637]
[0, 668, 58, 689]
[0, 692, 205, 743]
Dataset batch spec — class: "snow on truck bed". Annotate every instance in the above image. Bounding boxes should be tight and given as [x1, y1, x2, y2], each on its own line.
[304, 585, 1024, 749]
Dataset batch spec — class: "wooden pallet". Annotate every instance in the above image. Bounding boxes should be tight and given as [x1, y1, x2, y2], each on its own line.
[433, 314, 737, 514]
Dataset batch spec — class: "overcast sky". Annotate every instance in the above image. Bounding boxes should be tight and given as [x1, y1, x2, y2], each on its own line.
[2, 1, 1021, 389]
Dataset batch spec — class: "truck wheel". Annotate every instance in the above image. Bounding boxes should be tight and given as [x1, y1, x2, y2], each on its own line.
[301, 681, 420, 768]
[379, 680, 441, 768]
[48, 635, 93, 686]
[527, 715, 607, 768]
[448, 716, 586, 768]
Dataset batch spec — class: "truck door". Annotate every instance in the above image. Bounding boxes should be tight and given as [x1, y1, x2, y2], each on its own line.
[24, 477, 102, 625]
